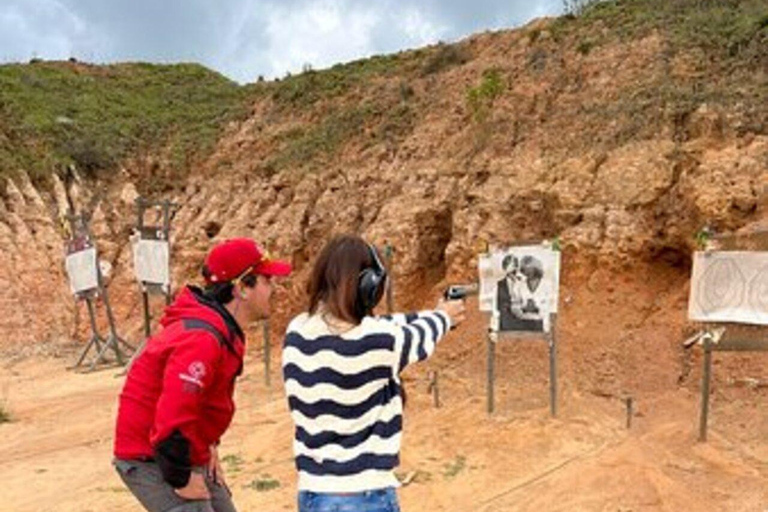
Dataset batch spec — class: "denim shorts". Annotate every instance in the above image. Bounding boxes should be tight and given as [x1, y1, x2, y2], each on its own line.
[298, 488, 400, 512]
[113, 458, 236, 512]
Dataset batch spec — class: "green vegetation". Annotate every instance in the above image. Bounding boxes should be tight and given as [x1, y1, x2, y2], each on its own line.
[221, 453, 245, 474]
[245, 475, 280, 492]
[264, 92, 416, 174]
[695, 226, 714, 249]
[562, 0, 601, 17]
[553, 0, 768, 61]
[0, 61, 250, 183]
[263, 104, 375, 173]
[0, 403, 11, 424]
[1, 0, 766, 188]
[466, 69, 505, 123]
[443, 455, 467, 479]
[544, 0, 768, 151]
[576, 38, 596, 55]
[269, 53, 409, 108]
[421, 43, 471, 76]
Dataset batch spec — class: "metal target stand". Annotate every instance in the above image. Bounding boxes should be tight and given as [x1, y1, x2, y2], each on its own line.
[484, 241, 561, 417]
[66, 211, 134, 372]
[695, 326, 768, 441]
[486, 312, 559, 417]
[687, 231, 768, 442]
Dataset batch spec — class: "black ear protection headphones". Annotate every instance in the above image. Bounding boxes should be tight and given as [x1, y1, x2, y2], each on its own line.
[355, 244, 388, 319]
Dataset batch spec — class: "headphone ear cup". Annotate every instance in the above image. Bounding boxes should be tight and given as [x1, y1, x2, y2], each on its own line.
[355, 244, 389, 319]
[356, 269, 384, 318]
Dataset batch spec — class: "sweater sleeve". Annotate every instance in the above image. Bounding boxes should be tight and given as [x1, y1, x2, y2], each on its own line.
[385, 310, 450, 373]
[150, 332, 221, 487]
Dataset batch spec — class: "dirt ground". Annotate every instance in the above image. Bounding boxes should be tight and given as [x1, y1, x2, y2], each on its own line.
[3, 283, 767, 512]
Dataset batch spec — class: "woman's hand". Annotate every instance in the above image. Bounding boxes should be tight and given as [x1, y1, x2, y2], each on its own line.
[436, 298, 466, 328]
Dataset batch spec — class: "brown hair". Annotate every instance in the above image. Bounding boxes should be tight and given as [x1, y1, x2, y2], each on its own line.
[307, 235, 381, 324]
[201, 266, 257, 304]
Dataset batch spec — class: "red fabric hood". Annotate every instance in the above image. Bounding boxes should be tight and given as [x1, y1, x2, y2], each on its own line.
[160, 286, 243, 343]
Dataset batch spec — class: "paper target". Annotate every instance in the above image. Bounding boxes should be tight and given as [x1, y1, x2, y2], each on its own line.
[65, 247, 99, 294]
[689, 251, 768, 325]
[478, 244, 560, 333]
[132, 239, 170, 286]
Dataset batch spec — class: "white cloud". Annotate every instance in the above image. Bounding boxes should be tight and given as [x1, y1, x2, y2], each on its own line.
[262, 0, 381, 77]
[0, 0, 81, 61]
[400, 6, 448, 45]
[0, 0, 563, 83]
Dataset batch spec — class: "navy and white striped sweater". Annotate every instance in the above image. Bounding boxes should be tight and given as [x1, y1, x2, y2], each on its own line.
[282, 309, 450, 493]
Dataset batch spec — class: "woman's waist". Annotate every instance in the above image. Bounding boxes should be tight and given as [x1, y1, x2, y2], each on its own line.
[297, 468, 401, 494]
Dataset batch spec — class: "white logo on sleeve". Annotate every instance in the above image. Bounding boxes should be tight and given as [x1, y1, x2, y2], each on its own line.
[180, 361, 207, 389]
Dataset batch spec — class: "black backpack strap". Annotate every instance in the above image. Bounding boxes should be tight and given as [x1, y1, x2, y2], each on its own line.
[182, 319, 237, 356]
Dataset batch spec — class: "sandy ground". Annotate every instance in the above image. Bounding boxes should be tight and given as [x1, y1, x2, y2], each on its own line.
[2, 328, 767, 512]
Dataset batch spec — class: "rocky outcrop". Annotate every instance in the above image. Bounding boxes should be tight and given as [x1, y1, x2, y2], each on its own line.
[1, 21, 766, 350]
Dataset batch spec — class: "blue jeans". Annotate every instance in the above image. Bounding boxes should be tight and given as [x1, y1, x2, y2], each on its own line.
[298, 488, 400, 512]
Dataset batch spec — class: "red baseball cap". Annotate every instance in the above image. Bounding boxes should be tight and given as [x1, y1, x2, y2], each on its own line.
[204, 238, 292, 284]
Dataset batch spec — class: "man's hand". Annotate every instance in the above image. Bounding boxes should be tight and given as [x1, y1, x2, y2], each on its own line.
[207, 445, 228, 488]
[174, 471, 210, 500]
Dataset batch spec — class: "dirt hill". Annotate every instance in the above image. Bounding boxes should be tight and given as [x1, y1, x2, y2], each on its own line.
[1, 0, 765, 350]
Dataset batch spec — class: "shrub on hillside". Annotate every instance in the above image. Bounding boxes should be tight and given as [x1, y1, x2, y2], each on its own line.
[466, 69, 505, 122]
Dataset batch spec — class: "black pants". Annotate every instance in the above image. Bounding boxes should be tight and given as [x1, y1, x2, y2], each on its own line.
[114, 459, 237, 512]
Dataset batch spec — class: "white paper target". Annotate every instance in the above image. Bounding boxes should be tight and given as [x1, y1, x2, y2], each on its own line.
[689, 251, 768, 325]
[65, 247, 99, 294]
[132, 239, 170, 285]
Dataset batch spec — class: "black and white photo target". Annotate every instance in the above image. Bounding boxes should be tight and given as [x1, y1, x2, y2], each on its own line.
[478, 244, 561, 333]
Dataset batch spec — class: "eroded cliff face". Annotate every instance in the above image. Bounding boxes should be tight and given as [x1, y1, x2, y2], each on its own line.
[2, 23, 765, 369]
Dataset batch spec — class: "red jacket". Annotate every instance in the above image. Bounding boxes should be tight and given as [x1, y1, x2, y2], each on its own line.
[114, 286, 245, 479]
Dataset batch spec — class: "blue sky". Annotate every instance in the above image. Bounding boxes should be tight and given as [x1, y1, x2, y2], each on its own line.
[0, 0, 562, 83]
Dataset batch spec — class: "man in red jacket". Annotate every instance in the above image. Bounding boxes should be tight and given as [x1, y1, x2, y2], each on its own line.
[114, 238, 291, 512]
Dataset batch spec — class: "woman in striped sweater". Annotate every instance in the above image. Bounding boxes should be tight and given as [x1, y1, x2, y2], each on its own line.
[282, 235, 465, 512]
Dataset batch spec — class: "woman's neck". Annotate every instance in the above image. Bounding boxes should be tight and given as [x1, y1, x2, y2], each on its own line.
[317, 303, 357, 334]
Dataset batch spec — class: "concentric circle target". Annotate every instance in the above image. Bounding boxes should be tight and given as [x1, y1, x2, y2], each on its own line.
[748, 265, 768, 314]
[696, 258, 745, 314]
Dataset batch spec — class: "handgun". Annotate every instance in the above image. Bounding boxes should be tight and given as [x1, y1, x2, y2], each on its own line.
[444, 283, 479, 301]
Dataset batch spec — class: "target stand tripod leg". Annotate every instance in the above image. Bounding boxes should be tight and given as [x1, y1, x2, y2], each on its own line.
[83, 286, 134, 372]
[87, 332, 133, 372]
[69, 298, 107, 371]
[69, 333, 107, 370]
[119, 338, 147, 376]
